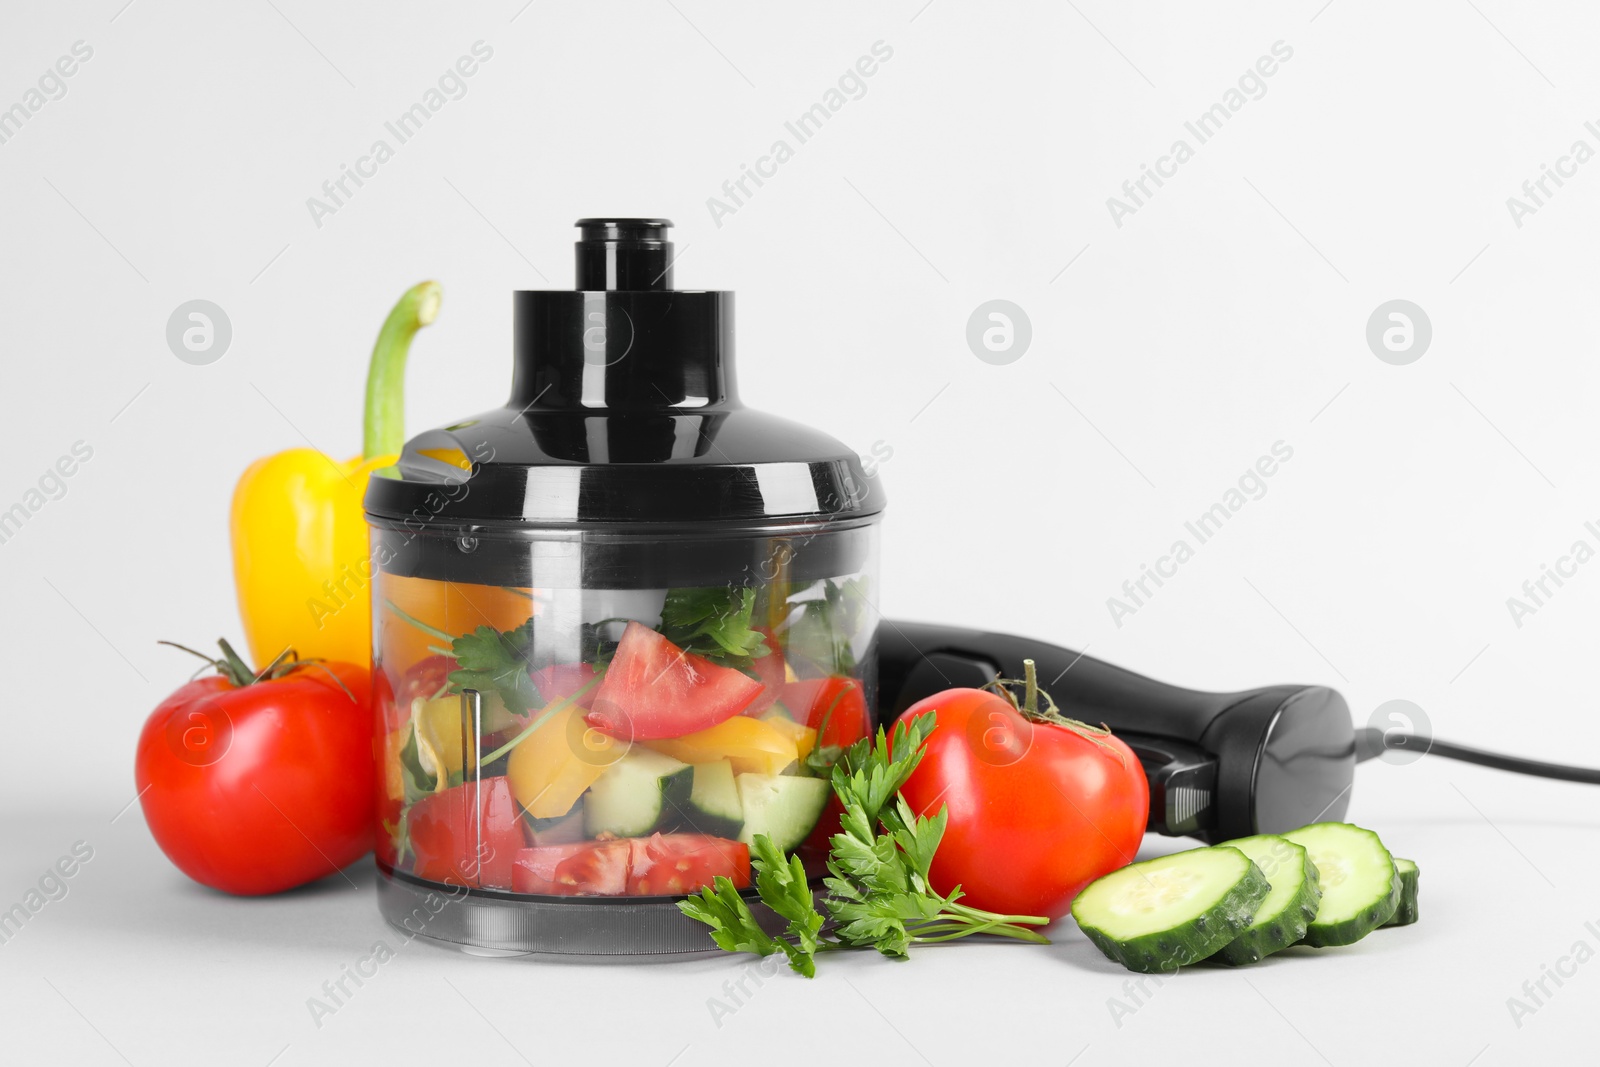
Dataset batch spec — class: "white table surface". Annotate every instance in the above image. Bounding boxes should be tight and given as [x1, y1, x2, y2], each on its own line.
[4, 752, 1590, 1067]
[6, 1, 1600, 1064]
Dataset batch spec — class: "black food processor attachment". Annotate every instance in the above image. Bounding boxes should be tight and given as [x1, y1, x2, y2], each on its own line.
[363, 220, 885, 956]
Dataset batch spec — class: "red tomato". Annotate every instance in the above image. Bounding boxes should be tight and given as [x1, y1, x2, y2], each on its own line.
[801, 793, 849, 861]
[781, 676, 868, 749]
[135, 662, 374, 896]
[375, 654, 454, 731]
[512, 834, 750, 896]
[740, 628, 787, 717]
[529, 661, 600, 709]
[406, 776, 525, 890]
[897, 688, 1148, 919]
[788, 676, 870, 860]
[586, 623, 762, 740]
[627, 833, 750, 895]
[514, 839, 631, 895]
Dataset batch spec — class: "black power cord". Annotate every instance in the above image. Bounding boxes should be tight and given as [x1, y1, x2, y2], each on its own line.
[1355, 727, 1600, 785]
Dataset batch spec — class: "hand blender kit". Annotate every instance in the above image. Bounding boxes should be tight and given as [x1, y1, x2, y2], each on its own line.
[364, 218, 1599, 957]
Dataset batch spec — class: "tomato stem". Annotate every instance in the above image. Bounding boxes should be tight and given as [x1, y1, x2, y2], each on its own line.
[982, 658, 1127, 767]
[159, 638, 348, 696]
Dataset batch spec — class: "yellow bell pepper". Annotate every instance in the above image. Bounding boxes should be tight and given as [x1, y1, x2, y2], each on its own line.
[230, 282, 442, 668]
[507, 703, 621, 818]
[643, 715, 803, 776]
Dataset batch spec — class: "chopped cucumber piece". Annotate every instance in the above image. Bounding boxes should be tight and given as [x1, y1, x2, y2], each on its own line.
[734, 773, 830, 854]
[684, 760, 744, 839]
[1384, 857, 1419, 927]
[1072, 846, 1270, 973]
[1281, 822, 1400, 947]
[582, 749, 692, 838]
[525, 806, 585, 846]
[1209, 835, 1322, 966]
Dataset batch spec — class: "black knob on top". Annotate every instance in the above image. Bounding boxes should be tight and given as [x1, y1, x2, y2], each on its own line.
[574, 218, 675, 291]
[511, 217, 729, 411]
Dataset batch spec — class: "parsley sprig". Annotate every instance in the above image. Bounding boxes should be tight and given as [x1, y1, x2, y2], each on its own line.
[678, 712, 1050, 975]
[658, 586, 771, 670]
[446, 619, 540, 716]
[385, 601, 547, 717]
[784, 578, 866, 676]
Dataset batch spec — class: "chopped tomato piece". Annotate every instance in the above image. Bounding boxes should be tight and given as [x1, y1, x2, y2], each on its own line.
[740, 627, 787, 716]
[512, 834, 749, 897]
[781, 676, 869, 749]
[407, 776, 525, 890]
[627, 834, 750, 896]
[587, 622, 762, 741]
[529, 662, 600, 709]
[513, 839, 632, 895]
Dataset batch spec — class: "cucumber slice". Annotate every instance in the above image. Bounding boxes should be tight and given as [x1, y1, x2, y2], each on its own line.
[683, 760, 744, 839]
[582, 749, 692, 838]
[1071, 846, 1270, 973]
[734, 773, 830, 854]
[1209, 835, 1322, 966]
[1383, 857, 1419, 927]
[1281, 822, 1400, 947]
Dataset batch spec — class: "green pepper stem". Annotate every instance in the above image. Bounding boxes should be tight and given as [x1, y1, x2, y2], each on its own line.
[363, 281, 442, 460]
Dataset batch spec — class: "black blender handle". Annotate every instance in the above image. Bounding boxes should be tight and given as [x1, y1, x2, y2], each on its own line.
[876, 621, 1353, 842]
[878, 621, 1248, 742]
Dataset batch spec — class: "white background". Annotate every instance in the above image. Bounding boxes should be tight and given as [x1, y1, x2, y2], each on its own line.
[2, 1, 1596, 1064]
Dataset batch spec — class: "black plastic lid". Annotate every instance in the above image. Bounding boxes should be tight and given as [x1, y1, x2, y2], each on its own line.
[364, 219, 885, 531]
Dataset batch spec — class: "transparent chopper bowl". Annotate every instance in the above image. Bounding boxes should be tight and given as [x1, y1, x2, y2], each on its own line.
[370, 520, 879, 955]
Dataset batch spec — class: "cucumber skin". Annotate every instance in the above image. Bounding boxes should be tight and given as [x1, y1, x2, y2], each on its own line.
[1074, 849, 1272, 974]
[585, 765, 692, 838]
[1211, 844, 1322, 967]
[1383, 859, 1419, 927]
[679, 810, 743, 841]
[1285, 823, 1402, 948]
